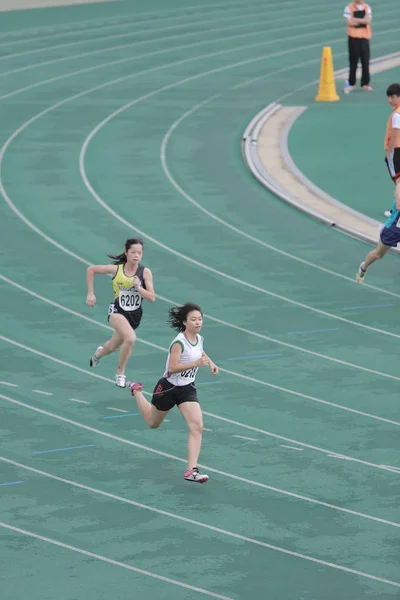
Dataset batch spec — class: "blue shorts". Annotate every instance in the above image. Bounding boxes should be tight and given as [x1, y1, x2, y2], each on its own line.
[380, 222, 400, 247]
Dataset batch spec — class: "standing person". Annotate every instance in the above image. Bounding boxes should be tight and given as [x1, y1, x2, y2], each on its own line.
[343, 1, 373, 92]
[356, 84, 400, 282]
[86, 238, 155, 387]
[128, 303, 218, 483]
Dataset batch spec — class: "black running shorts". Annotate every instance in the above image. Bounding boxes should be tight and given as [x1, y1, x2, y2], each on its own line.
[151, 378, 198, 412]
[107, 302, 143, 330]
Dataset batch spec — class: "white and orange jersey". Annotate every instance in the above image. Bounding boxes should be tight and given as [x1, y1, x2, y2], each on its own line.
[344, 2, 372, 39]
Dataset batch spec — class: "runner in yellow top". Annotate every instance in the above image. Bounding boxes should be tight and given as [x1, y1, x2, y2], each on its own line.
[86, 238, 155, 387]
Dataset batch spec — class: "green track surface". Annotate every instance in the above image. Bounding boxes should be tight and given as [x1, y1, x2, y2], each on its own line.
[289, 68, 400, 221]
[1, 1, 400, 599]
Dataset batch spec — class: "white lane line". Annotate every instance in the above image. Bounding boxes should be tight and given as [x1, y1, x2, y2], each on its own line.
[0, 0, 347, 52]
[1, 365, 395, 480]
[0, 21, 397, 306]
[7, 331, 387, 473]
[4, 272, 400, 389]
[106, 407, 129, 413]
[0, 1, 271, 50]
[0, 6, 358, 80]
[0, 3, 320, 67]
[0, 381, 18, 387]
[69, 398, 90, 404]
[203, 428, 213, 432]
[281, 445, 304, 451]
[2, 301, 400, 428]
[1, 393, 400, 525]
[233, 435, 258, 442]
[80, 36, 400, 346]
[3, 517, 398, 592]
[0, 20, 338, 105]
[327, 453, 353, 461]
[1, 456, 400, 590]
[0, 0, 233, 41]
[160, 86, 400, 301]
[0, 336, 115, 385]
[202, 410, 400, 471]
[32, 390, 53, 396]
[2, 43, 400, 376]
[379, 465, 400, 474]
[0, 521, 233, 600]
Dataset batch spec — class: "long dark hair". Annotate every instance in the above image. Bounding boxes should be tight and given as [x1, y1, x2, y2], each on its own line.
[167, 303, 203, 332]
[108, 238, 144, 264]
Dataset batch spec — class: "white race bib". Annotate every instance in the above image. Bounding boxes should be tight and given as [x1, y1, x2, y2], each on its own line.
[118, 290, 141, 311]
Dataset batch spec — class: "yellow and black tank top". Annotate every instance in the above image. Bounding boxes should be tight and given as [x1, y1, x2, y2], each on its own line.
[112, 263, 146, 313]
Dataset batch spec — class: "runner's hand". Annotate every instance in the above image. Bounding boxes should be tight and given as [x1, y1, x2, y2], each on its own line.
[196, 356, 209, 367]
[210, 364, 219, 376]
[86, 293, 96, 307]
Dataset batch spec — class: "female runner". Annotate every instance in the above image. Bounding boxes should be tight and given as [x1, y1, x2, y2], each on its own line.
[86, 238, 155, 387]
[128, 303, 218, 483]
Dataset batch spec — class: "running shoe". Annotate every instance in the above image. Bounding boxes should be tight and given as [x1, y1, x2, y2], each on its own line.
[127, 381, 143, 395]
[115, 373, 127, 388]
[184, 467, 209, 483]
[356, 262, 367, 283]
[89, 346, 103, 368]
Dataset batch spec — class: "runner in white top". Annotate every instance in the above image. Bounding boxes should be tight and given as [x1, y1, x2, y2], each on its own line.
[163, 331, 204, 386]
[128, 303, 218, 483]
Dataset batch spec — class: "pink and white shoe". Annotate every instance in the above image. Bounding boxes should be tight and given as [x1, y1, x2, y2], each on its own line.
[184, 467, 209, 483]
[362, 85, 373, 91]
[127, 381, 143, 395]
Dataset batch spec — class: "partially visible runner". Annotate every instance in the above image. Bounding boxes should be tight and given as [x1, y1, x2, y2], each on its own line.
[128, 303, 218, 483]
[356, 83, 400, 283]
[86, 238, 155, 387]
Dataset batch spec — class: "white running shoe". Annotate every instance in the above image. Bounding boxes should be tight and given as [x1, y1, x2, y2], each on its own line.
[89, 346, 103, 368]
[384, 210, 391, 217]
[184, 467, 209, 483]
[356, 262, 367, 284]
[115, 373, 127, 388]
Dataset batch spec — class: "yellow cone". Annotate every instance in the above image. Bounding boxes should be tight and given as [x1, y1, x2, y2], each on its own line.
[315, 46, 339, 102]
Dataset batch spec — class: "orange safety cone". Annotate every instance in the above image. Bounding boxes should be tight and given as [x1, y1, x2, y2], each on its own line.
[315, 46, 339, 102]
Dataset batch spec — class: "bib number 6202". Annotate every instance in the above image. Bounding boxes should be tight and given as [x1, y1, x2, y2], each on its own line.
[119, 292, 141, 311]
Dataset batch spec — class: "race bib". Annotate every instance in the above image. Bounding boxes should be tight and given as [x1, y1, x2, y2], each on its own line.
[108, 303, 118, 315]
[118, 290, 141, 311]
[181, 367, 198, 379]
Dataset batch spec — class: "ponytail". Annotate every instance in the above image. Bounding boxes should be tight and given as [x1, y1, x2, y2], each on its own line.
[167, 303, 203, 332]
[107, 237, 144, 265]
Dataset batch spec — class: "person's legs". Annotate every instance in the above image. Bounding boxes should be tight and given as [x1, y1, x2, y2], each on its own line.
[108, 314, 136, 376]
[356, 240, 391, 283]
[387, 151, 400, 206]
[178, 401, 208, 483]
[395, 179, 400, 208]
[130, 383, 168, 428]
[348, 37, 360, 87]
[360, 39, 371, 88]
[179, 401, 204, 471]
[95, 331, 123, 359]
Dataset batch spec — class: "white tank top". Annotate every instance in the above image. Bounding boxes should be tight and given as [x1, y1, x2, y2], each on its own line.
[163, 332, 203, 386]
